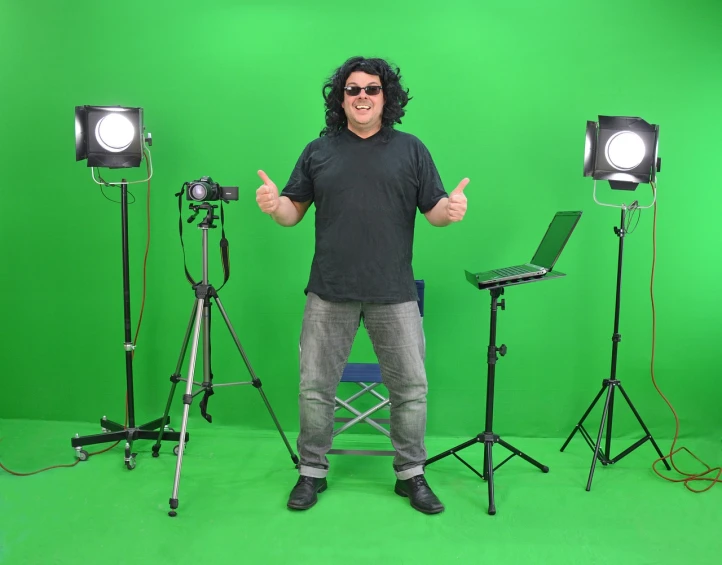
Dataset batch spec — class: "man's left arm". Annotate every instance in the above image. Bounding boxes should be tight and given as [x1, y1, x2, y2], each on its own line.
[424, 178, 470, 227]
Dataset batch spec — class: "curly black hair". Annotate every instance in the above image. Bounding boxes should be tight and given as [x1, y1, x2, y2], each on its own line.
[320, 56, 411, 137]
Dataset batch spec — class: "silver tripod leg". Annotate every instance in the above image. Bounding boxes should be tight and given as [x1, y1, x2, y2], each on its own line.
[168, 297, 205, 517]
[212, 295, 297, 457]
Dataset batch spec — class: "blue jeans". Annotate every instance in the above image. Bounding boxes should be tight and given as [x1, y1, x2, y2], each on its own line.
[297, 292, 428, 480]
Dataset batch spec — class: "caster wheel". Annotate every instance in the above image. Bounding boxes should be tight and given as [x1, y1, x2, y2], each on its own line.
[152, 445, 160, 458]
[124, 443, 137, 470]
[77, 449, 89, 462]
[168, 510, 177, 517]
[173, 445, 180, 456]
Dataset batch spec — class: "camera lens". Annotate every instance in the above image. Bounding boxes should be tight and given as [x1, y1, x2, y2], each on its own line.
[189, 183, 208, 200]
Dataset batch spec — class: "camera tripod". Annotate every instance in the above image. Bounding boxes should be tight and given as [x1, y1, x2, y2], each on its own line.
[560, 206, 671, 490]
[426, 278, 556, 515]
[154, 202, 298, 517]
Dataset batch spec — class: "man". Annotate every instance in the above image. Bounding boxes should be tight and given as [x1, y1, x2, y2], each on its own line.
[255, 56, 469, 514]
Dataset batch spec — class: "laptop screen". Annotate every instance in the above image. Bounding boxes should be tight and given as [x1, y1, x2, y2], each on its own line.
[530, 211, 582, 269]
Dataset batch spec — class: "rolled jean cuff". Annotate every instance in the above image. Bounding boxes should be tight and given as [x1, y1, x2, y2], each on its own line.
[395, 465, 424, 480]
[299, 465, 328, 479]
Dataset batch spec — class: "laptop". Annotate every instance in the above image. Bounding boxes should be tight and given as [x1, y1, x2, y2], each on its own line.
[466, 211, 582, 286]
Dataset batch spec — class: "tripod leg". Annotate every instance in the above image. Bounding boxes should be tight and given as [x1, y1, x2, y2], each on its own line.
[169, 299, 205, 517]
[198, 296, 215, 423]
[605, 384, 616, 463]
[485, 439, 496, 515]
[586, 383, 613, 491]
[616, 384, 672, 471]
[482, 440, 488, 480]
[497, 438, 549, 473]
[561, 385, 606, 452]
[212, 295, 298, 464]
[425, 436, 483, 466]
[153, 300, 198, 457]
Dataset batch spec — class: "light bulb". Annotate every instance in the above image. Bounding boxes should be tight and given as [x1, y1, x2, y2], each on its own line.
[605, 131, 645, 171]
[95, 113, 135, 153]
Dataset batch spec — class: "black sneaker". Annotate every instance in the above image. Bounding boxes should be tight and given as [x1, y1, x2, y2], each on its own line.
[287, 475, 328, 510]
[394, 475, 445, 514]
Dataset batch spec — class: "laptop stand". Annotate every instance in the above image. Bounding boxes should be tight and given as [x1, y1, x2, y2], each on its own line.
[425, 271, 565, 515]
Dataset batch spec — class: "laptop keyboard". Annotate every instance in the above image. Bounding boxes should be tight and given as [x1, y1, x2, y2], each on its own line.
[494, 265, 538, 276]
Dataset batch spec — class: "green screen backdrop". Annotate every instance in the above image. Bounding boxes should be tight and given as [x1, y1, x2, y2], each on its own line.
[1, 0, 720, 444]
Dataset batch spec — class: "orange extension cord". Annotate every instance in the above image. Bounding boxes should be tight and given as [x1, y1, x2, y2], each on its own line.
[648, 190, 721, 492]
[0, 161, 153, 476]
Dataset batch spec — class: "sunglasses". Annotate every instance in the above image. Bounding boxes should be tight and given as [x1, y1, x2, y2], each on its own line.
[343, 85, 383, 96]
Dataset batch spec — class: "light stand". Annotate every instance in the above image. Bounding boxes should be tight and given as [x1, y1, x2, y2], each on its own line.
[560, 204, 671, 489]
[156, 202, 298, 517]
[71, 180, 187, 469]
[562, 115, 670, 489]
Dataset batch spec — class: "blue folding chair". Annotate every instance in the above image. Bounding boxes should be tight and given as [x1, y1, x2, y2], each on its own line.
[329, 280, 425, 456]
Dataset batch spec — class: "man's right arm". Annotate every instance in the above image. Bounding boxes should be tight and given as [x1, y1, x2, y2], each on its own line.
[256, 169, 312, 227]
[270, 196, 312, 226]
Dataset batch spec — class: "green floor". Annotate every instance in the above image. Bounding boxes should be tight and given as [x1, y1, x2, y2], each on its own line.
[1, 417, 719, 564]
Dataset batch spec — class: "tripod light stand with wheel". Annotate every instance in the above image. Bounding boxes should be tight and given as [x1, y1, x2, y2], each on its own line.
[155, 201, 298, 517]
[71, 106, 187, 469]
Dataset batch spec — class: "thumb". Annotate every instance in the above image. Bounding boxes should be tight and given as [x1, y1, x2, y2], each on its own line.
[451, 177, 470, 196]
[257, 169, 274, 186]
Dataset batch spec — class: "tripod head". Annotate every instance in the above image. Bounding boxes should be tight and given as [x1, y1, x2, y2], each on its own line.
[175, 180, 231, 292]
[187, 202, 219, 229]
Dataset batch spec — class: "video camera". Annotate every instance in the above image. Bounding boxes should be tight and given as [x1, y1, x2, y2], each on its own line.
[186, 176, 239, 202]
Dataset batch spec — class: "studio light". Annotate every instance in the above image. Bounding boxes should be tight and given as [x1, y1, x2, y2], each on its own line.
[584, 115, 661, 191]
[75, 105, 147, 168]
[561, 114, 671, 490]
